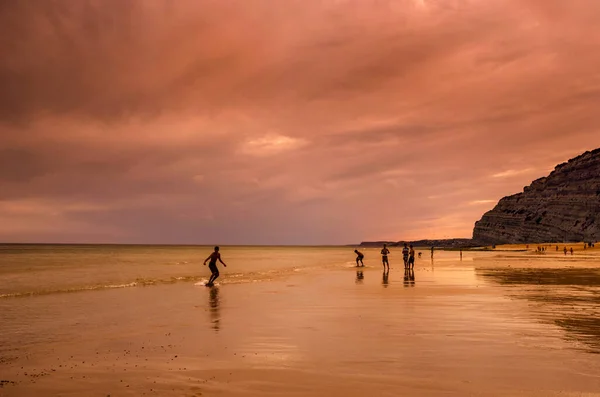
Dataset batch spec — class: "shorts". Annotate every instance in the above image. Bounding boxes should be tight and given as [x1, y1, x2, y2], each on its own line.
[408, 256, 415, 265]
[382, 255, 388, 263]
[209, 263, 219, 275]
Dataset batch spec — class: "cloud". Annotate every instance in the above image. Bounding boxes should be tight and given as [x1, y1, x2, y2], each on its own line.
[240, 135, 308, 157]
[2, 0, 600, 244]
[469, 200, 497, 206]
[492, 169, 536, 178]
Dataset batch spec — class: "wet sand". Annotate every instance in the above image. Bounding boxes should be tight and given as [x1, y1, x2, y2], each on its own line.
[1, 254, 600, 396]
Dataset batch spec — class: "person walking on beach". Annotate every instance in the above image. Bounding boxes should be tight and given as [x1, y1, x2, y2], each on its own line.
[354, 249, 365, 267]
[408, 244, 415, 269]
[204, 246, 227, 287]
[381, 244, 390, 270]
[402, 243, 410, 268]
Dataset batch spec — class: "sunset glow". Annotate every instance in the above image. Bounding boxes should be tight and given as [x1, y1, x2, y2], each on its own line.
[1, 0, 600, 244]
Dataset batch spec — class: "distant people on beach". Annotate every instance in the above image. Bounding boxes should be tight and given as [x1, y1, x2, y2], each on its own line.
[570, 247, 574, 255]
[354, 250, 365, 267]
[556, 245, 559, 251]
[381, 244, 390, 270]
[563, 247, 568, 255]
[460, 248, 463, 259]
[430, 246, 434, 258]
[408, 245, 415, 269]
[402, 243, 410, 268]
[204, 246, 227, 287]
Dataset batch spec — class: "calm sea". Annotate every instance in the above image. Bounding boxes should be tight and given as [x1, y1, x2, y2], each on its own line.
[0, 244, 371, 298]
[2, 244, 598, 299]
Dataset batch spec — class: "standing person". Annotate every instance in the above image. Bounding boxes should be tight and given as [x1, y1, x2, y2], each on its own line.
[354, 249, 365, 267]
[570, 247, 574, 255]
[460, 248, 463, 259]
[402, 243, 410, 268]
[430, 246, 434, 258]
[408, 244, 415, 269]
[563, 247, 567, 255]
[204, 246, 227, 287]
[381, 244, 390, 270]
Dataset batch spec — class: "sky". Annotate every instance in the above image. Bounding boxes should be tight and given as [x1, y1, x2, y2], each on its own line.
[1, 0, 600, 245]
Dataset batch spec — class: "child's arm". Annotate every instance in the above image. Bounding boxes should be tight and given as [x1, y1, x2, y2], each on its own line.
[203, 255, 211, 265]
[218, 254, 227, 267]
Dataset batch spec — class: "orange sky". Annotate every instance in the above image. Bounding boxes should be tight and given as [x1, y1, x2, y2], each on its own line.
[1, 0, 600, 244]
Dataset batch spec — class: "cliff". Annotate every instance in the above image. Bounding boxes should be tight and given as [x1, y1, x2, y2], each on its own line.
[473, 148, 600, 244]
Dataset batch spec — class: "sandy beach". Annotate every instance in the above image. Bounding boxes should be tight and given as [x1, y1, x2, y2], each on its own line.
[1, 246, 599, 396]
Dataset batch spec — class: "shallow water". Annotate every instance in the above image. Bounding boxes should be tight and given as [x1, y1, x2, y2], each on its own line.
[1, 245, 599, 396]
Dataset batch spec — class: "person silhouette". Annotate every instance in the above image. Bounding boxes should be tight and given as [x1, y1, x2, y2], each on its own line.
[381, 244, 390, 270]
[402, 243, 410, 268]
[354, 250, 365, 267]
[204, 246, 227, 286]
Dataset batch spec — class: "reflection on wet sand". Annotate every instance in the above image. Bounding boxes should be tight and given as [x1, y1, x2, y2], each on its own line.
[355, 270, 364, 284]
[403, 268, 415, 287]
[382, 270, 389, 288]
[477, 267, 600, 353]
[209, 287, 221, 332]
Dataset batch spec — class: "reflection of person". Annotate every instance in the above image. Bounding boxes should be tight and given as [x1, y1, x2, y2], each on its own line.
[382, 269, 389, 288]
[204, 246, 227, 287]
[356, 270, 364, 284]
[354, 250, 365, 267]
[381, 244, 390, 270]
[404, 268, 415, 287]
[209, 286, 221, 331]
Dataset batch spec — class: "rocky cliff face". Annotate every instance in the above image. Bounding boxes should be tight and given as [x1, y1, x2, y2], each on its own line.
[473, 148, 600, 244]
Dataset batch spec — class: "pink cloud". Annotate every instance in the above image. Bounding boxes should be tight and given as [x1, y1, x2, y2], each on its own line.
[1, 0, 600, 244]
